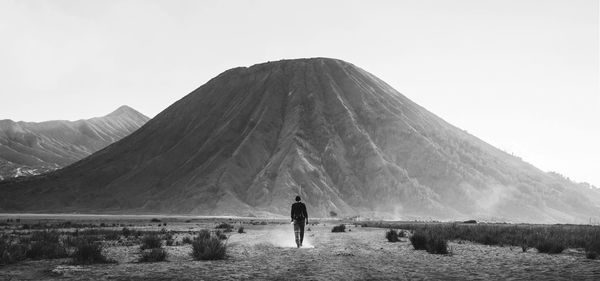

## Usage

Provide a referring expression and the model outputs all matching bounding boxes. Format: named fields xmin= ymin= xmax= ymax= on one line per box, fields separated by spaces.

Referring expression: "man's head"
xmin=295 ymin=196 xmax=301 ymax=202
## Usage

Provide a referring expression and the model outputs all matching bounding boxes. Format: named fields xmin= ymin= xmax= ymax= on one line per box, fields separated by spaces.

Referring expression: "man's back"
xmin=291 ymin=202 xmax=307 ymax=220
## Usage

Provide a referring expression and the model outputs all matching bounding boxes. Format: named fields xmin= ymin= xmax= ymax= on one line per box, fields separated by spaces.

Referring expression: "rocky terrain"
xmin=0 ymin=106 xmax=149 ymax=179
xmin=1 ymin=58 xmax=599 ymax=223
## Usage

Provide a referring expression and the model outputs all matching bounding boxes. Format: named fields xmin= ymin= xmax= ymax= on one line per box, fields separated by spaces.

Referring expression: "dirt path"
xmin=2 ymin=224 xmax=599 ymax=280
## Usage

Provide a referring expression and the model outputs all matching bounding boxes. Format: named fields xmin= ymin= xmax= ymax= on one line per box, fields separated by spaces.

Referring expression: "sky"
xmin=0 ymin=0 xmax=598 ymax=186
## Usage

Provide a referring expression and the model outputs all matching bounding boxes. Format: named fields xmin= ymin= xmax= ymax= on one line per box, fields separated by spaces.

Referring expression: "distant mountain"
xmin=0 ymin=105 xmax=149 ymax=180
xmin=1 ymin=58 xmax=598 ymax=223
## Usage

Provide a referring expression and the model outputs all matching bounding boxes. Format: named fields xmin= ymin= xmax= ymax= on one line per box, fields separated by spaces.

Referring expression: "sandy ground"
xmin=1 ymin=221 xmax=600 ymax=280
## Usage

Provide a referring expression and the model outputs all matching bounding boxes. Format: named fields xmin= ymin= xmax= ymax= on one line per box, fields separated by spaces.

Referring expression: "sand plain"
xmin=0 ymin=216 xmax=599 ymax=280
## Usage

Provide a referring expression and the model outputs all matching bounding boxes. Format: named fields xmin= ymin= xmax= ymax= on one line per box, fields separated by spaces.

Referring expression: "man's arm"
xmin=291 ymin=204 xmax=294 ymax=221
xmin=302 ymin=204 xmax=308 ymax=223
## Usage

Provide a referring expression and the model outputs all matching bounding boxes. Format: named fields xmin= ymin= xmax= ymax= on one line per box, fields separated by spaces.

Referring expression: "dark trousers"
xmin=293 ymin=219 xmax=305 ymax=247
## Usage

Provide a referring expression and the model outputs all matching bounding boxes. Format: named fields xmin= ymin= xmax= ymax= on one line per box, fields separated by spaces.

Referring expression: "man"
xmin=291 ymin=195 xmax=308 ymax=248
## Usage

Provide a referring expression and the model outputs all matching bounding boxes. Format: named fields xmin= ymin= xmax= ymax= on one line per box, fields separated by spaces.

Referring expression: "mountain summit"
xmin=1 ymin=58 xmax=598 ymax=222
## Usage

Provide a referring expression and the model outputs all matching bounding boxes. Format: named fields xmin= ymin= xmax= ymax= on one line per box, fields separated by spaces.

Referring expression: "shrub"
xmin=426 ymin=236 xmax=449 ymax=254
xmin=164 ymin=232 xmax=174 ymax=246
xmin=329 ymin=211 xmax=338 ymax=217
xmin=198 ymin=229 xmax=211 ymax=240
xmin=70 ymin=239 xmax=112 ymax=264
xmin=191 ymin=235 xmax=226 ymax=260
xmin=150 ymin=218 xmax=161 ymax=223
xmin=410 ymin=232 xmax=428 ymax=250
xmin=238 ymin=227 xmax=245 ymax=234
xmin=139 ymin=248 xmax=167 ymax=262
xmin=0 ymin=235 xmax=27 ymax=265
xmin=104 ymin=231 xmax=120 ymax=241
xmin=215 ymin=230 xmax=228 ymax=240
xmin=26 ymin=230 xmax=68 ymax=260
xmin=386 ymin=229 xmax=400 ymax=242
xmin=216 ymin=223 xmax=233 ymax=229
xmin=585 ymin=240 xmax=600 ymax=259
xmin=331 ymin=224 xmax=346 ymax=233
xmin=182 ymin=236 xmax=193 ymax=245
xmin=535 ymin=239 xmax=565 ymax=254
xmin=140 ymin=233 xmax=162 ymax=250
xmin=122 ymin=227 xmax=131 ymax=238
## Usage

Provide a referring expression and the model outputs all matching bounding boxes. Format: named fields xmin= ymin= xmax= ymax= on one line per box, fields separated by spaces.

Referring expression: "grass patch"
xmin=182 ymin=236 xmax=193 ymax=245
xmin=331 ymin=224 xmax=346 ymax=233
xmin=191 ymin=233 xmax=226 ymax=260
xmin=535 ymin=239 xmax=565 ymax=254
xmin=361 ymin=221 xmax=600 ymax=256
xmin=140 ymin=233 xmax=162 ymax=250
xmin=409 ymin=231 xmax=428 ymax=250
xmin=70 ymin=238 xmax=113 ymax=264
xmin=0 ymin=235 xmax=27 ymax=265
xmin=426 ymin=235 xmax=449 ymax=254
xmin=216 ymin=223 xmax=233 ymax=229
xmin=26 ymin=230 xmax=68 ymax=260
xmin=385 ymin=229 xmax=400 ymax=242
xmin=139 ymin=248 xmax=167 ymax=262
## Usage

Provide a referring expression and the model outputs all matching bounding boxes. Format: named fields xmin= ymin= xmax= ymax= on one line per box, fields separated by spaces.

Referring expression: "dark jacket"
xmin=291 ymin=202 xmax=308 ymax=221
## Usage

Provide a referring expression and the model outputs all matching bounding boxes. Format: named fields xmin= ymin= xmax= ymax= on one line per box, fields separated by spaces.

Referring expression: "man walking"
xmin=291 ymin=195 xmax=308 ymax=248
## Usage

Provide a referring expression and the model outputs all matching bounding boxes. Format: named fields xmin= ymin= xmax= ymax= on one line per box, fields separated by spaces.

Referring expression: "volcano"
xmin=1 ymin=58 xmax=598 ymax=223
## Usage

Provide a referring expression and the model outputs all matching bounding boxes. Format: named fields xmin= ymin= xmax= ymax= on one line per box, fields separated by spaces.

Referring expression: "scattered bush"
xmin=426 ymin=236 xmax=449 ymax=254
xmin=238 ymin=227 xmax=245 ymax=234
xmin=215 ymin=230 xmax=228 ymax=240
xmin=104 ymin=231 xmax=120 ymax=241
xmin=122 ymin=227 xmax=131 ymax=238
xmin=360 ymin=221 xmax=600 ymax=257
xmin=0 ymin=235 xmax=27 ymax=265
xmin=182 ymin=236 xmax=193 ymax=245
xmin=535 ymin=239 xmax=565 ymax=254
xmin=329 ymin=211 xmax=338 ymax=217
xmin=139 ymin=248 xmax=167 ymax=262
xmin=140 ymin=233 xmax=162 ymax=250
xmin=386 ymin=229 xmax=400 ymax=242
xmin=331 ymin=224 xmax=346 ymax=233
xmin=70 ymin=239 xmax=113 ymax=264
xmin=26 ymin=230 xmax=68 ymax=260
xmin=191 ymin=234 xmax=227 ymax=260
xmin=410 ymin=232 xmax=428 ymax=250
xmin=585 ymin=240 xmax=600 ymax=260
xmin=216 ymin=223 xmax=233 ymax=229
xmin=197 ymin=229 xmax=211 ymax=240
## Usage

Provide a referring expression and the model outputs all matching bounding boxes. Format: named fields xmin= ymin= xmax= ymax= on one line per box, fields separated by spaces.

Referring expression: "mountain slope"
xmin=1 ymin=58 xmax=598 ymax=223
xmin=0 ymin=106 xmax=149 ymax=179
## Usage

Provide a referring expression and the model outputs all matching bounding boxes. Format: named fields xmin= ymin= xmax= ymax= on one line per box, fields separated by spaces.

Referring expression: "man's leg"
xmin=299 ymin=220 xmax=305 ymax=246
xmin=293 ymin=220 xmax=300 ymax=248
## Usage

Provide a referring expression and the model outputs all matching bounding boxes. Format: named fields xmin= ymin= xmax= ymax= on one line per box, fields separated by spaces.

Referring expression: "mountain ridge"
xmin=0 ymin=105 xmax=149 ymax=179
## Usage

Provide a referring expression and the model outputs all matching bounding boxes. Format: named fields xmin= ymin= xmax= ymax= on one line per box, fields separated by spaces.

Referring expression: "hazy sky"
xmin=1 ymin=0 xmax=598 ymax=186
